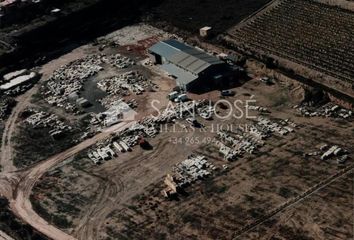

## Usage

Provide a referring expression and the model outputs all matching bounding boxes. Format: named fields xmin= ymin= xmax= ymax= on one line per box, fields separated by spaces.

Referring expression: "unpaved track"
xmin=0 ymin=121 xmax=134 ymax=240
xmin=0 ymin=230 xmax=15 ymax=240
xmin=75 ymin=177 xmax=124 ymax=240
xmin=74 ymin=139 xmax=191 ymax=240
xmin=0 ymin=87 xmax=37 ymax=173
xmin=73 ymin=142 xmax=166 ymax=240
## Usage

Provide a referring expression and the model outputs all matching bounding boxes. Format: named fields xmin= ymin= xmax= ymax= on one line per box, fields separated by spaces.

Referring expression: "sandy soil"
xmin=0 ymin=89 xmax=37 ymax=173
xmin=31 ymin=76 xmax=354 ymax=240
xmin=1 ymin=21 xmax=352 ymax=240
xmin=0 ymin=230 xmax=15 ymax=240
xmin=102 ymin=23 xmax=172 ymax=46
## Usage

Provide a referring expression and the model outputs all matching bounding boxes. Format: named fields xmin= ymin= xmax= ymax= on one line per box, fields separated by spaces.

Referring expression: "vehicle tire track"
xmin=232 ymin=164 xmax=354 ymax=239
xmin=1 ymin=87 xmax=37 ymax=173
xmin=75 ymin=176 xmax=124 ymax=240
xmin=8 ymin=122 xmax=134 ymax=240
xmin=74 ymin=140 xmax=168 ymax=240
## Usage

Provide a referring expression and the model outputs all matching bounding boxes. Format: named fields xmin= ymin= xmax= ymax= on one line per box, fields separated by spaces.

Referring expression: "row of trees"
xmin=229 ymin=0 xmax=354 ymax=84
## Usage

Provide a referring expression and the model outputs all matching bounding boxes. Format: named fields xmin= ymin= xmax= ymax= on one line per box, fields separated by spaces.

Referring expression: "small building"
xmin=0 ymin=0 xmax=18 ymax=16
xmin=200 ymin=26 xmax=212 ymax=38
xmin=0 ymin=72 xmax=38 ymax=92
xmin=3 ymin=69 xmax=27 ymax=82
xmin=0 ymin=0 xmax=17 ymax=9
xmin=50 ymin=8 xmax=61 ymax=14
xmin=148 ymin=39 xmax=233 ymax=92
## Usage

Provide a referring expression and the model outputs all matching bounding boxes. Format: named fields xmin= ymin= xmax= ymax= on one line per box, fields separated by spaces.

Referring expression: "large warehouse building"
xmin=148 ymin=39 xmax=233 ymax=92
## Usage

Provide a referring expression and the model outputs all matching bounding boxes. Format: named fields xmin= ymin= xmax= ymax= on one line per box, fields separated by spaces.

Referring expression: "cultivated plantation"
xmin=226 ymin=0 xmax=354 ymax=97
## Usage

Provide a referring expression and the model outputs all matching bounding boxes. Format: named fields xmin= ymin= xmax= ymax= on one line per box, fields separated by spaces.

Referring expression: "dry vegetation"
xmin=104 ymin=117 xmax=353 ymax=240
xmin=0 ymin=197 xmax=48 ymax=240
xmin=31 ymin=76 xmax=354 ymax=240
xmin=243 ymin=171 xmax=354 ymax=240
xmin=12 ymin=111 xmax=90 ymax=169
xmin=149 ymin=0 xmax=272 ymax=34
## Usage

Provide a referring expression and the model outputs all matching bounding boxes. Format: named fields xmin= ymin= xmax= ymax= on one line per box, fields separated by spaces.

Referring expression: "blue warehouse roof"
xmin=148 ymin=41 xmax=181 ymax=59
xmin=160 ymin=63 xmax=198 ymax=86
xmin=148 ymin=39 xmax=224 ymax=75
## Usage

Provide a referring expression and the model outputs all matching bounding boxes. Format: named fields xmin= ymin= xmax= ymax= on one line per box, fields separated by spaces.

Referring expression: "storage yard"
xmin=29 ymin=52 xmax=354 ymax=239
xmin=0 ymin=1 xmax=353 ymax=240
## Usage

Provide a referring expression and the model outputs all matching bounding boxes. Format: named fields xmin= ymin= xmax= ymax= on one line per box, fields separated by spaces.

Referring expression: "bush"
xmin=52 ymin=214 xmax=72 ymax=229
xmin=278 ymin=187 xmax=294 ymax=198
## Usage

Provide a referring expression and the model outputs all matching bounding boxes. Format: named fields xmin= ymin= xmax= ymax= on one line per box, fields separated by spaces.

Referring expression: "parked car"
xmin=220 ymin=90 xmax=235 ymax=96
xmin=174 ymin=94 xmax=188 ymax=102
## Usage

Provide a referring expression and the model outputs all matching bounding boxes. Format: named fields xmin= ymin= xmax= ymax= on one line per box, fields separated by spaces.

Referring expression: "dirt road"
xmin=73 ymin=140 xmax=167 ymax=240
xmin=0 ymin=44 xmax=139 ymax=240
xmin=0 ymin=121 xmax=134 ymax=240
xmin=0 ymin=230 xmax=15 ymax=240
xmin=74 ymin=177 xmax=124 ymax=240
xmin=72 ymin=133 xmax=202 ymax=240
xmin=0 ymin=87 xmax=37 ymax=173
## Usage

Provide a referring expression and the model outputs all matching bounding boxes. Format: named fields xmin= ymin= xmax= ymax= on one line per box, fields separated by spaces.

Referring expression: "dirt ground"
xmin=102 ymin=24 xmax=172 ymax=46
xmin=243 ymin=171 xmax=353 ymax=240
xmin=149 ymin=0 xmax=272 ymax=34
xmin=2 ymin=2 xmax=352 ymax=239
xmin=31 ymin=73 xmax=354 ymax=240
xmin=10 ymin=24 xmax=175 ymax=170
xmin=14 ymin=22 xmax=353 ymax=240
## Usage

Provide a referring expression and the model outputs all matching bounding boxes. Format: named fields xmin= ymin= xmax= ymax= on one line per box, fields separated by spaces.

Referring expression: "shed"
xmin=148 ymin=39 xmax=231 ymax=92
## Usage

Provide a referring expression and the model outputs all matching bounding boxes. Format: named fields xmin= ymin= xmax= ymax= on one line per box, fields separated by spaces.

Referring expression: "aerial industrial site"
xmin=0 ymin=0 xmax=353 ymax=239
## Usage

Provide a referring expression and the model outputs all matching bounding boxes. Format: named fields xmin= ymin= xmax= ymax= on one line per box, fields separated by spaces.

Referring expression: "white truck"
xmin=168 ymin=91 xmax=179 ymax=101
xmin=174 ymin=94 xmax=188 ymax=102
xmin=113 ymin=141 xmax=124 ymax=152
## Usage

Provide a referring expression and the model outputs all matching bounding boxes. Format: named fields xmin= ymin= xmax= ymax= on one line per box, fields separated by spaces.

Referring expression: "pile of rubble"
xmin=47 ymin=55 xmax=104 ymax=93
xmin=246 ymin=105 xmax=269 ymax=113
xmin=257 ymin=116 xmax=294 ymax=136
xmin=216 ymin=129 xmax=264 ymax=161
xmin=162 ymin=155 xmax=215 ymax=198
xmin=1 ymin=84 xmax=34 ymax=96
xmin=43 ymin=54 xmax=105 ymax=112
xmin=99 ymin=95 xmax=124 ymax=109
xmin=174 ymin=155 xmax=214 ymax=184
xmin=127 ymin=122 xmax=159 ymax=138
xmin=24 ymin=109 xmax=72 ymax=138
xmin=88 ymin=140 xmax=131 ymax=164
xmin=42 ymin=53 xmax=137 ymax=113
xmin=215 ymin=117 xmax=296 ymax=161
xmin=87 ymin=120 xmax=159 ymax=165
xmin=88 ymin=115 xmax=161 ymax=165
xmin=295 ymin=102 xmax=352 ymax=119
xmin=87 ymin=100 xmax=211 ymax=165
xmin=105 ymin=54 xmax=135 ymax=69
xmin=305 ymin=144 xmax=350 ymax=165
xmin=97 ymin=71 xmax=154 ymax=96
xmin=92 ymin=99 xmax=137 ymax=127
xmin=99 ymin=96 xmax=138 ymax=111
xmin=147 ymin=100 xmax=211 ymax=124
xmin=198 ymin=103 xmax=214 ymax=120
xmin=216 ymin=141 xmax=240 ymax=161
xmin=320 ymin=144 xmax=349 ymax=164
